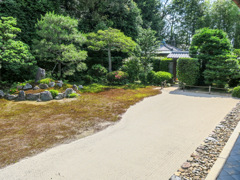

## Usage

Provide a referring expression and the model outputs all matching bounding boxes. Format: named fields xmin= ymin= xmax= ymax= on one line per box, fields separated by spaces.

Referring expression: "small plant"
xmin=147 ymin=71 xmax=173 ymax=85
xmin=68 ymin=93 xmax=78 ymax=98
xmin=232 ymin=86 xmax=240 ymax=98
xmin=107 ymin=71 xmax=129 ymax=85
xmin=49 ymin=89 xmax=59 ymax=99
xmin=39 ymin=78 xmax=52 ymax=84
xmin=80 ymin=83 xmax=107 ymax=93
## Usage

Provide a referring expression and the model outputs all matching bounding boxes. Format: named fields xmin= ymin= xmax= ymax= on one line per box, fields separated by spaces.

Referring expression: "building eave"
xmin=233 ymin=0 xmax=240 ymax=8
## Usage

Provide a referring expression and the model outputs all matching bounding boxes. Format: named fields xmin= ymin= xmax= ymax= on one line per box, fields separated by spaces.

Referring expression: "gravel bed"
xmin=170 ymin=102 xmax=240 ymax=180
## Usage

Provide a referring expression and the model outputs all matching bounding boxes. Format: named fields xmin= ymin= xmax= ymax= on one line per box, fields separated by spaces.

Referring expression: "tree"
xmin=137 ymin=28 xmax=160 ymax=75
xmin=190 ymin=28 xmax=234 ymax=86
xmin=87 ymin=28 xmax=136 ymax=72
xmin=33 ymin=12 xmax=87 ymax=78
xmin=0 ymin=17 xmax=35 ymax=82
xmin=204 ymin=54 xmax=239 ymax=87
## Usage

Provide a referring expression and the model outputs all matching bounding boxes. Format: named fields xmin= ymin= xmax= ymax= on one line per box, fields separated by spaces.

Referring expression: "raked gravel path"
xmin=0 ymin=87 xmax=239 ymax=180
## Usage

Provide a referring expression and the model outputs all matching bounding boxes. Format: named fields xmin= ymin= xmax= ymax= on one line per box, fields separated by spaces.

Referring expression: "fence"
xmin=181 ymin=84 xmax=230 ymax=94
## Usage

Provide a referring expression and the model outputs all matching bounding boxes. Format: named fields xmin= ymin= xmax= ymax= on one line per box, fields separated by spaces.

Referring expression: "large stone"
xmin=0 ymin=90 xmax=4 ymax=98
xmin=181 ymin=162 xmax=191 ymax=169
xmin=17 ymin=90 xmax=25 ymax=101
xmin=64 ymin=88 xmax=76 ymax=98
xmin=6 ymin=94 xmax=18 ymax=100
xmin=72 ymin=84 xmax=78 ymax=91
xmin=33 ymin=86 xmax=40 ymax=90
xmin=40 ymin=91 xmax=53 ymax=101
xmin=56 ymin=82 xmax=63 ymax=88
xmin=55 ymin=93 xmax=64 ymax=100
xmin=35 ymin=67 xmax=45 ymax=83
xmin=49 ymin=82 xmax=55 ymax=88
xmin=78 ymin=85 xmax=83 ymax=89
xmin=23 ymin=83 xmax=32 ymax=90
xmin=169 ymin=175 xmax=181 ymax=180
xmin=39 ymin=83 xmax=49 ymax=89
xmin=26 ymin=93 xmax=40 ymax=101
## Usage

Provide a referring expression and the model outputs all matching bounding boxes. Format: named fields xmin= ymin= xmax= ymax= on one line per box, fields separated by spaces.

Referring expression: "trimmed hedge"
xmin=151 ymin=57 xmax=172 ymax=72
xmin=232 ymin=86 xmax=240 ymax=98
xmin=147 ymin=71 xmax=173 ymax=85
xmin=177 ymin=58 xmax=199 ymax=85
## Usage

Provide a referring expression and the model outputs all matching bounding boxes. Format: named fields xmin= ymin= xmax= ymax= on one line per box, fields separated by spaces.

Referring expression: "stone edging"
xmin=170 ymin=102 xmax=240 ymax=180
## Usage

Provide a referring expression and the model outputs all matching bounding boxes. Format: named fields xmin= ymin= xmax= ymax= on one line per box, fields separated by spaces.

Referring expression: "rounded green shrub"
xmin=232 ymin=86 xmax=240 ymax=98
xmin=49 ymin=89 xmax=59 ymax=99
xmin=147 ymin=71 xmax=172 ymax=85
xmin=88 ymin=64 xmax=107 ymax=77
xmin=68 ymin=93 xmax=78 ymax=98
xmin=39 ymin=78 xmax=53 ymax=84
xmin=107 ymin=71 xmax=129 ymax=85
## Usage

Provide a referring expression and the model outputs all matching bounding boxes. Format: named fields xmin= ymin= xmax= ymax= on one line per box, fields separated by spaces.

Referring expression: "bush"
xmin=49 ymin=89 xmax=59 ymax=99
xmin=107 ymin=71 xmax=129 ymax=85
xmin=232 ymin=86 xmax=240 ymax=98
xmin=80 ymin=83 xmax=107 ymax=93
xmin=68 ymin=93 xmax=78 ymax=98
xmin=177 ymin=58 xmax=199 ymax=85
xmin=147 ymin=71 xmax=173 ymax=85
xmin=121 ymin=57 xmax=142 ymax=83
xmin=39 ymin=78 xmax=53 ymax=84
xmin=88 ymin=64 xmax=107 ymax=77
xmin=151 ymin=57 xmax=172 ymax=72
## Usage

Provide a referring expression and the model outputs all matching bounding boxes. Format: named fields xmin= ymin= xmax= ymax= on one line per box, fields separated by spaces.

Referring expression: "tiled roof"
xmin=156 ymin=44 xmax=182 ymax=52
xmin=167 ymin=51 xmax=190 ymax=58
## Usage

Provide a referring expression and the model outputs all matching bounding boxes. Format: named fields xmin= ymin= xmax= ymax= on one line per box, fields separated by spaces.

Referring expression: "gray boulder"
xmin=40 ymin=91 xmax=53 ymax=101
xmin=0 ymin=90 xmax=4 ymax=98
xmin=56 ymin=83 xmax=63 ymax=88
xmin=6 ymin=94 xmax=18 ymax=100
xmin=39 ymin=83 xmax=49 ymax=89
xmin=49 ymin=82 xmax=55 ymax=88
xmin=55 ymin=93 xmax=64 ymax=100
xmin=57 ymin=80 xmax=63 ymax=83
xmin=64 ymin=88 xmax=76 ymax=98
xmin=23 ymin=83 xmax=32 ymax=90
xmin=33 ymin=86 xmax=40 ymax=90
xmin=17 ymin=90 xmax=25 ymax=101
xmin=35 ymin=67 xmax=45 ymax=83
xmin=37 ymin=98 xmax=42 ymax=102
xmin=78 ymin=85 xmax=83 ymax=89
xmin=169 ymin=175 xmax=182 ymax=180
xmin=72 ymin=84 xmax=78 ymax=91
xmin=26 ymin=93 xmax=40 ymax=101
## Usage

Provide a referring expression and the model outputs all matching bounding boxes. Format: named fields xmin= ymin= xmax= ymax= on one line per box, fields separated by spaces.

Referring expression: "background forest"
xmin=0 ymin=0 xmax=240 ymax=88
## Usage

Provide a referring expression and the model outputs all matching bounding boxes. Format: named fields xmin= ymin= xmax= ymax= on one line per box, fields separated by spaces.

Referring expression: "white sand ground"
xmin=0 ymin=87 xmax=239 ymax=180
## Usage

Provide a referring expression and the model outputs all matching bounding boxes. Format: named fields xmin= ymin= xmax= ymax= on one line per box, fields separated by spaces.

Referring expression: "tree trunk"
xmin=108 ymin=47 xmax=112 ymax=72
xmin=58 ymin=62 xmax=62 ymax=79
xmin=0 ymin=62 xmax=2 ymax=82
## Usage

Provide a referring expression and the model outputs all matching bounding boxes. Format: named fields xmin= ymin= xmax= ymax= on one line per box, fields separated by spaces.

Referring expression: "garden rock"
xmin=35 ymin=67 xmax=45 ymax=83
xmin=64 ymin=88 xmax=76 ymax=98
xmin=49 ymin=82 xmax=55 ymax=88
xmin=37 ymin=98 xmax=41 ymax=102
xmin=39 ymin=83 xmax=49 ymax=89
xmin=78 ymin=85 xmax=83 ymax=89
xmin=6 ymin=94 xmax=18 ymax=100
xmin=55 ymin=93 xmax=64 ymax=100
xmin=26 ymin=93 xmax=40 ymax=101
xmin=33 ymin=86 xmax=40 ymax=90
xmin=0 ymin=90 xmax=4 ymax=98
xmin=72 ymin=84 xmax=78 ymax=91
xmin=17 ymin=90 xmax=25 ymax=101
xmin=56 ymin=82 xmax=63 ymax=88
xmin=40 ymin=91 xmax=53 ymax=101
xmin=23 ymin=83 xmax=32 ymax=90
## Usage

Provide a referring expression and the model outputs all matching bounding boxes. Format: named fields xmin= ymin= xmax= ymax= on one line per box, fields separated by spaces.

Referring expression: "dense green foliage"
xmin=121 ymin=57 xmax=142 ymax=83
xmin=204 ymin=55 xmax=239 ymax=87
xmin=68 ymin=93 xmax=78 ymax=98
xmin=107 ymin=71 xmax=129 ymax=85
xmin=33 ymin=12 xmax=87 ymax=78
xmin=190 ymin=28 xmax=233 ymax=85
xmin=0 ymin=17 xmax=36 ymax=82
xmin=49 ymin=89 xmax=59 ymax=99
xmin=147 ymin=71 xmax=172 ymax=85
xmin=87 ymin=28 xmax=136 ymax=72
xmin=232 ymin=86 xmax=240 ymax=98
xmin=151 ymin=57 xmax=172 ymax=72
xmin=177 ymin=58 xmax=199 ymax=85
xmin=39 ymin=78 xmax=52 ymax=84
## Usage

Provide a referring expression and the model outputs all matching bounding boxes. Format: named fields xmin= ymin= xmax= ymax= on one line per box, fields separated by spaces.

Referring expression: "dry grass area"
xmin=0 ymin=87 xmax=160 ymax=168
